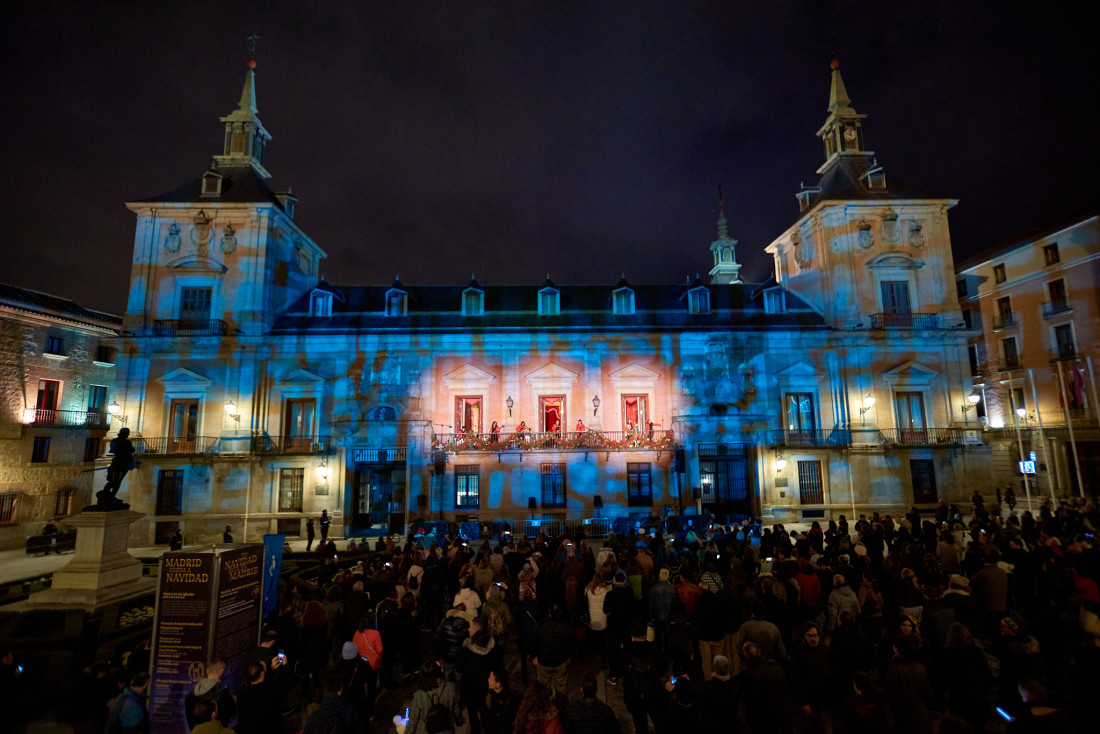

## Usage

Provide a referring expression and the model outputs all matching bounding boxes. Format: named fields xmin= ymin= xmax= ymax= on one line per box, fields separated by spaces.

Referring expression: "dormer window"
xmin=385 ymin=289 xmax=407 ymax=316
xmin=201 ymin=170 xmax=223 ymax=197
xmin=764 ymin=289 xmax=786 ymax=314
xmin=462 ymin=287 xmax=484 ymax=316
xmin=688 ymin=288 xmax=710 ymax=315
xmin=613 ymin=287 xmax=635 ymax=315
xmin=538 ymin=287 xmax=560 ymax=316
xmin=310 ymin=292 xmax=332 ymax=317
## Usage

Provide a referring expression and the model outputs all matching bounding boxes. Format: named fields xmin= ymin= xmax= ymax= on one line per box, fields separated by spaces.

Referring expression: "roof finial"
xmin=716 ymin=183 xmax=730 ymax=239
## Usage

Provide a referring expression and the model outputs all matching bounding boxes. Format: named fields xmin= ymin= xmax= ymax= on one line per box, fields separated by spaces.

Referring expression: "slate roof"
xmin=135 ymin=165 xmax=286 ymax=209
xmin=0 ymin=283 xmax=121 ymax=329
xmin=272 ymin=282 xmax=827 ymax=334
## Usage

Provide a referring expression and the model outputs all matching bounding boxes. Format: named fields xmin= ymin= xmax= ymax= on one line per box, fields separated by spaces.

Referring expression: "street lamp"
xmin=962 ymin=391 xmax=982 ymax=417
xmin=775 ymin=454 xmax=787 ymax=473
xmin=506 ymin=395 xmax=514 ymax=417
xmin=592 ymin=395 xmax=601 ymax=416
xmin=107 ymin=401 xmax=126 ymax=424
xmin=858 ymin=394 xmax=875 ymax=426
xmin=225 ymin=400 xmax=240 ymax=423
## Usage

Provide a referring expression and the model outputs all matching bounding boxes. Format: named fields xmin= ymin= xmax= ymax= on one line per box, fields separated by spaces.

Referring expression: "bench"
xmin=25 ymin=530 xmax=77 ymax=556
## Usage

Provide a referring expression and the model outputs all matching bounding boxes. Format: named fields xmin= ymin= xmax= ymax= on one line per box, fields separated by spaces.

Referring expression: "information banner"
xmin=212 ymin=546 xmax=263 ymax=695
xmin=149 ymin=552 xmax=215 ymax=734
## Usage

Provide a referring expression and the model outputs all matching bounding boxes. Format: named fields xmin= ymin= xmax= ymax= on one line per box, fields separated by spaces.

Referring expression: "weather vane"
xmin=247 ymin=33 xmax=260 ymax=55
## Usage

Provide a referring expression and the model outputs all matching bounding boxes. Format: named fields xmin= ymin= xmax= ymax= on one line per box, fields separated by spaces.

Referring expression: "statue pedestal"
xmin=25 ymin=509 xmax=154 ymax=610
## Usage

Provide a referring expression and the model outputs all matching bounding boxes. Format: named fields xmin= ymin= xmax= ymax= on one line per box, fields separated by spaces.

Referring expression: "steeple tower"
xmin=814 ymin=60 xmax=873 ymax=175
xmin=213 ymin=59 xmax=272 ymax=178
xmin=708 ymin=187 xmax=743 ymax=284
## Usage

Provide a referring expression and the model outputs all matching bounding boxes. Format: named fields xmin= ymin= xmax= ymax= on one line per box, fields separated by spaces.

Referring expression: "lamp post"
xmin=107 ymin=401 xmax=125 ymax=424
xmin=506 ymin=395 xmax=513 ymax=417
xmin=592 ymin=395 xmax=600 ymax=416
xmin=858 ymin=394 xmax=875 ymax=426
xmin=224 ymin=401 xmax=240 ymax=423
xmin=961 ymin=391 xmax=981 ymax=423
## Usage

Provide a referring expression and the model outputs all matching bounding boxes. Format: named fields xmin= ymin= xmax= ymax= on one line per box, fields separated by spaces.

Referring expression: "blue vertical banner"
xmin=261 ymin=534 xmax=285 ymax=616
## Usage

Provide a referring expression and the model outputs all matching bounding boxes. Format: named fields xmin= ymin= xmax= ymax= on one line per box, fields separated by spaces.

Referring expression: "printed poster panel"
xmin=150 ymin=552 xmax=215 ymax=734
xmin=211 ymin=545 xmax=263 ymax=696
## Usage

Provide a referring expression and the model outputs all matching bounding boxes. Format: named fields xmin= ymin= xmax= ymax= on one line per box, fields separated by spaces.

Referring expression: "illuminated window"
xmin=54 ymin=488 xmax=74 ymax=518
xmin=1043 ymin=242 xmax=1059 ymax=266
xmin=538 ymin=287 xmax=560 ymax=316
xmin=627 ymin=463 xmax=652 ymax=506
xmin=797 ymin=461 xmax=824 ymax=504
xmin=993 ymin=264 xmax=1006 ymax=284
xmin=278 ymin=468 xmax=304 ymax=512
xmin=540 ymin=463 xmax=566 ymax=507
xmin=285 ymin=399 xmax=317 ymax=450
xmin=168 ymin=399 xmax=200 ymax=453
xmin=783 ymin=393 xmax=816 ymax=432
xmin=455 ymin=465 xmax=480 ymax=509
xmin=462 ymin=288 xmax=484 ymax=316
xmin=455 ymin=396 xmax=483 ymax=434
xmin=310 ymin=292 xmax=332 ymax=317
xmin=622 ymin=395 xmax=649 ymax=432
xmin=31 ymin=436 xmax=51 ymax=463
xmin=613 ymin=288 xmax=635 ymax=315
xmin=0 ymin=493 xmax=18 ymax=525
xmin=688 ymin=288 xmax=710 ymax=314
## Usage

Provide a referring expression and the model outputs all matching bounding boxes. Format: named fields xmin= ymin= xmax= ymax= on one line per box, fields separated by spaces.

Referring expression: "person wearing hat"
xmin=603 ymin=568 xmax=634 ymax=685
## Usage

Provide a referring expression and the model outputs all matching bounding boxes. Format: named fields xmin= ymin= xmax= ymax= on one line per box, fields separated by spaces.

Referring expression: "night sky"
xmin=4 ymin=2 xmax=1098 ymax=315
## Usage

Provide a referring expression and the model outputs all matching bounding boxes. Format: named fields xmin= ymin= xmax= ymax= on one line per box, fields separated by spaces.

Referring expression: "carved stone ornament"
xmin=680 ymin=366 xmax=697 ymax=398
xmin=907 ymin=220 xmax=925 ymax=248
xmin=792 ymin=231 xmax=810 ymax=269
xmin=880 ymin=208 xmax=900 ymax=244
xmin=220 ymin=223 xmax=237 ymax=254
xmin=192 ymin=210 xmax=212 ymax=258
xmin=164 ymin=222 xmax=182 ymax=253
xmin=856 ymin=222 xmax=874 ymax=250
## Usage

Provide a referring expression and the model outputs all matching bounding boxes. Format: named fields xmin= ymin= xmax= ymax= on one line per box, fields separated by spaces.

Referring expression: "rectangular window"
xmin=797 ymin=460 xmax=825 ymax=504
xmin=168 ymin=399 xmax=200 ymax=453
xmin=622 ymin=394 xmax=649 ymax=433
xmin=276 ymin=518 xmax=301 ymax=537
xmin=993 ymin=264 xmax=1006 ymax=284
xmin=1043 ymin=242 xmax=1060 ymax=266
xmin=1048 ymin=279 xmax=1068 ymax=308
xmin=783 ymin=393 xmax=816 ymax=432
xmin=278 ymin=468 xmax=304 ymax=512
xmin=1002 ymin=337 xmax=1019 ymax=368
xmin=310 ymin=292 xmax=332 ymax=317
xmin=880 ymin=281 xmax=911 ymax=314
xmin=1012 ymin=387 xmax=1027 ymax=414
xmin=154 ymin=521 xmax=180 ymax=546
xmin=540 ymin=462 xmax=566 ymax=507
xmin=45 ymin=336 xmax=64 ymax=355
xmin=961 ymin=308 xmax=973 ymax=329
xmin=455 ymin=465 xmax=480 ymax=509
xmin=284 ymin=398 xmax=317 ymax=449
xmin=455 ymin=396 xmax=483 ymax=434
xmin=96 ymin=344 xmax=114 ymax=363
xmin=386 ymin=292 xmax=406 ymax=316
xmin=688 ymin=289 xmax=710 ymax=314
xmin=764 ymin=290 xmax=786 ymax=314
xmin=37 ymin=379 xmax=60 ymax=411
xmin=539 ymin=290 xmax=560 ymax=315
xmin=463 ymin=290 xmax=484 ymax=316
xmin=956 ymin=279 xmax=968 ymax=299
xmin=89 ymin=385 xmax=107 ymax=412
xmin=31 ymin=436 xmax=50 ymax=463
xmin=180 ymin=287 xmax=213 ymax=324
xmin=539 ymin=395 xmax=565 ymax=434
xmin=0 ymin=493 xmax=18 ymax=525
xmin=894 ymin=392 xmax=927 ymax=443
xmin=627 ymin=463 xmax=653 ymax=507
xmin=156 ymin=469 xmax=184 ymax=516
xmin=968 ymin=344 xmax=982 ymax=377
xmin=84 ymin=437 xmax=100 ymax=462
xmin=54 ymin=488 xmax=74 ymax=518
xmin=995 ymin=296 xmax=1013 ymax=327
xmin=613 ymin=290 xmax=635 ymax=315
xmin=910 ymin=460 xmax=938 ymax=503
xmin=1054 ymin=324 xmax=1076 ymax=359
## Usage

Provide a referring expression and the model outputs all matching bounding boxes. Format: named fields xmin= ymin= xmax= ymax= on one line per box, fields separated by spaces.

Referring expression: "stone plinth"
xmin=25 ymin=509 xmax=155 ymax=610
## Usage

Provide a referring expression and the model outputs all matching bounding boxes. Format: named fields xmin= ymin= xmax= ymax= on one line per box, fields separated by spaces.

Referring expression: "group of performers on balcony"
xmin=452 ymin=417 xmax=662 ymax=443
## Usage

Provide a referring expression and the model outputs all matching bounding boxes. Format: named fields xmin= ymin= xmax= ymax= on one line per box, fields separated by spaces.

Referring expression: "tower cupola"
xmin=213 ymin=59 xmax=272 ymax=178
xmin=815 ymin=59 xmax=874 ymax=175
xmin=708 ymin=189 xmax=743 ymax=284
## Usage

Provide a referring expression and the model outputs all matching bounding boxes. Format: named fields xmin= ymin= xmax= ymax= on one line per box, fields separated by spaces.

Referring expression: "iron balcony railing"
xmin=433 ymin=429 xmax=675 ymax=452
xmin=769 ymin=429 xmax=852 ymax=447
xmin=998 ymin=357 xmax=1021 ymax=372
xmin=152 ymin=319 xmax=228 ymax=337
xmin=991 ymin=313 xmax=1017 ymax=331
xmin=879 ymin=428 xmax=965 ymax=447
xmin=132 ymin=436 xmax=219 ymax=455
xmin=1050 ymin=346 xmax=1079 ymax=362
xmin=1042 ymin=301 xmax=1072 ymax=319
xmin=870 ymin=312 xmax=940 ymax=330
xmin=520 ymin=517 xmax=614 ymax=539
xmin=30 ymin=409 xmax=110 ymax=428
xmin=251 ymin=435 xmax=334 ymax=454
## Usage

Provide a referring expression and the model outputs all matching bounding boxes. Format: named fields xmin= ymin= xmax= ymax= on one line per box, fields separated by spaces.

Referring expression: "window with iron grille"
xmin=0 ymin=493 xmax=18 ymax=525
xmin=541 ymin=463 xmax=566 ymax=507
xmin=277 ymin=518 xmax=302 ymax=537
xmin=910 ymin=460 xmax=938 ymax=503
xmin=455 ymin=465 xmax=480 ymax=509
xmin=54 ymin=488 xmax=74 ymax=518
xmin=155 ymin=521 xmax=179 ymax=545
xmin=156 ymin=470 xmax=184 ymax=516
xmin=279 ymin=468 xmax=305 ymax=512
xmin=84 ymin=437 xmax=100 ymax=462
xmin=31 ymin=436 xmax=50 ymax=463
xmin=797 ymin=460 xmax=824 ymax=504
xmin=627 ymin=463 xmax=652 ymax=506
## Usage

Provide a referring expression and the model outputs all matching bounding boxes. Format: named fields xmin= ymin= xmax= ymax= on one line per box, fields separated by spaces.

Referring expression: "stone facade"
xmin=0 ymin=285 xmax=120 ymax=550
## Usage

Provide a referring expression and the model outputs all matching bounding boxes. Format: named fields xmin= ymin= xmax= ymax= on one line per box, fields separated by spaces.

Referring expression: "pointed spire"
xmin=716 ymin=183 xmax=729 ymax=239
xmin=237 ymin=60 xmax=258 ymax=115
xmin=708 ymin=184 xmax=742 ymax=285
xmin=214 ymin=59 xmax=272 ymax=178
xmin=827 ymin=59 xmax=853 ymax=114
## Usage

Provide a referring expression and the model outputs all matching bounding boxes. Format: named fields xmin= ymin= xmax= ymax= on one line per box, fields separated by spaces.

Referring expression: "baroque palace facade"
xmin=59 ymin=62 xmax=996 ymax=546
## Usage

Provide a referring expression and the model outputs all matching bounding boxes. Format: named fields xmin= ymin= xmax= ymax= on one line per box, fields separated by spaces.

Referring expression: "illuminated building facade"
xmin=106 ymin=61 xmax=994 ymax=545
xmin=0 ymin=284 xmax=120 ymax=548
xmin=956 ymin=212 xmax=1100 ymax=499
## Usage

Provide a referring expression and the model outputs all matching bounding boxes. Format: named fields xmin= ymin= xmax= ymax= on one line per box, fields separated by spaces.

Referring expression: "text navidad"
xmin=223 ymin=553 xmax=259 ymax=581
xmin=163 ymin=557 xmax=210 ymax=583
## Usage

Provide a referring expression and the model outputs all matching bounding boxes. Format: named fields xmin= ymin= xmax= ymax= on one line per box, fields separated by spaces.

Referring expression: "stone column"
xmin=26 ymin=509 xmax=153 ymax=610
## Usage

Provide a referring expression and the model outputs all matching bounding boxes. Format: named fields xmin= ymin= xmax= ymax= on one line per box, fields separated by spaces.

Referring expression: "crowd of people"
xmin=22 ymin=492 xmax=1100 ymax=734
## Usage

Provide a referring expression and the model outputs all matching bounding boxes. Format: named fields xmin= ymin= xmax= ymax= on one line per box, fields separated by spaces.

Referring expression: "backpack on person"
xmin=408 ymin=571 xmax=421 ymax=590
xmin=484 ymin=603 xmax=506 ymax=637
xmin=425 ymin=690 xmax=455 ymax=734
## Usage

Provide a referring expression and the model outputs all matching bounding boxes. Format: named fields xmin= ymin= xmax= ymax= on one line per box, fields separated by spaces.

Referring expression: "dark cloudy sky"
xmin=4 ymin=2 xmax=1097 ymax=314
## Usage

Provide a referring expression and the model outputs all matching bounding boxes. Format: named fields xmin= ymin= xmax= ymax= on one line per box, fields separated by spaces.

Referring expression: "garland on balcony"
xmin=431 ymin=429 xmax=675 ymax=452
